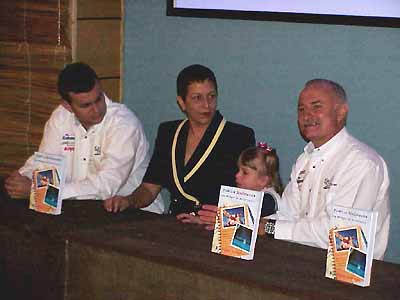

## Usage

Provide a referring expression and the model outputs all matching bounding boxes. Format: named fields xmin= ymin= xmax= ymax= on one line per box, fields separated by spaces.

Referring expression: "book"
xmin=325 ymin=205 xmax=378 ymax=287
xmin=29 ymin=152 xmax=65 ymax=215
xmin=211 ymin=185 xmax=264 ymax=260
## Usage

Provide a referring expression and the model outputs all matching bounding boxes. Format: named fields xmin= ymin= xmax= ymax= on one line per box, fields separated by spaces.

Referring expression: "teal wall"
xmin=123 ymin=1 xmax=400 ymax=263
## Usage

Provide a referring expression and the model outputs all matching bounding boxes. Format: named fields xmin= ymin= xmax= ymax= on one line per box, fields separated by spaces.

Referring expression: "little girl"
xmin=235 ymin=142 xmax=283 ymax=217
xmin=198 ymin=142 xmax=283 ymax=229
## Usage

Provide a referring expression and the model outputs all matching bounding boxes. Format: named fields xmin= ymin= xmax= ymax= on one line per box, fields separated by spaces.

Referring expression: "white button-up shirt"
xmin=20 ymin=95 xmax=164 ymax=214
xmin=275 ymin=128 xmax=390 ymax=259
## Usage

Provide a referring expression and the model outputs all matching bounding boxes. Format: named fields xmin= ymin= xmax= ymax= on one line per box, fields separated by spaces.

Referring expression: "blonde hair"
xmin=238 ymin=145 xmax=284 ymax=195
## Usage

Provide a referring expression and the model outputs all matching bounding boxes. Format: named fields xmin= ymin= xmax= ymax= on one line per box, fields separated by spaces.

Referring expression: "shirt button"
xmin=83 ymin=158 xmax=87 ymax=161
xmin=84 ymin=136 xmax=87 ymax=139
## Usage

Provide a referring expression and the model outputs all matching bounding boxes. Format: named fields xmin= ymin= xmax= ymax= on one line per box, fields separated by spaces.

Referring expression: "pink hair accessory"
xmin=257 ymin=142 xmax=273 ymax=154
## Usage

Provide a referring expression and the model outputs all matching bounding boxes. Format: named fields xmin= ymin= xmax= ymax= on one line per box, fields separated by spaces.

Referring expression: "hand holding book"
xmin=211 ymin=185 xmax=264 ymax=260
xmin=29 ymin=152 xmax=65 ymax=215
xmin=198 ymin=204 xmax=218 ymax=230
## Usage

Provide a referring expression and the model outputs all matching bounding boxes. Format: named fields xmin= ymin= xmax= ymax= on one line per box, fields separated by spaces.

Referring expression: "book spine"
xmin=213 ymin=210 xmax=222 ymax=254
xmin=326 ymin=229 xmax=336 ymax=279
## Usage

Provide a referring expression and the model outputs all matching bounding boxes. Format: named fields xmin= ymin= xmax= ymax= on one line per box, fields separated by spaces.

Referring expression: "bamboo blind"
xmin=0 ymin=0 xmax=71 ymax=176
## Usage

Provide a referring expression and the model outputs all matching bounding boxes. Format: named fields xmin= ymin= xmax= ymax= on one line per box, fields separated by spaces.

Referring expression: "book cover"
xmin=29 ymin=152 xmax=65 ymax=215
xmin=211 ymin=185 xmax=263 ymax=260
xmin=325 ymin=205 xmax=378 ymax=287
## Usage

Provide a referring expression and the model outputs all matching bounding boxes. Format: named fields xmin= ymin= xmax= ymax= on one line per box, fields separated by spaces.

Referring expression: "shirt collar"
xmin=304 ymin=127 xmax=348 ymax=157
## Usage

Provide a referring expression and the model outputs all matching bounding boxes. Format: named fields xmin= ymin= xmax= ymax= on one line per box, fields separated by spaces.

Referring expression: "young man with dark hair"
xmin=5 ymin=62 xmax=164 ymax=213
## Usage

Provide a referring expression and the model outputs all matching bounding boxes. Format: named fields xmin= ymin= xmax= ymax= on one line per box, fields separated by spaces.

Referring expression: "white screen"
xmin=174 ymin=0 xmax=400 ymax=19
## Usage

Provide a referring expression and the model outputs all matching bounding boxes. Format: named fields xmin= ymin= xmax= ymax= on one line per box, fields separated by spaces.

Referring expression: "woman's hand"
xmin=176 ymin=204 xmax=218 ymax=230
xmin=176 ymin=213 xmax=204 ymax=224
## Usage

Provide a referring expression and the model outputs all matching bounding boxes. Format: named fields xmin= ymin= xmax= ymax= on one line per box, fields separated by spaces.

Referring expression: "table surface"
xmin=69 ymin=214 xmax=400 ymax=300
xmin=1 ymin=180 xmax=399 ymax=300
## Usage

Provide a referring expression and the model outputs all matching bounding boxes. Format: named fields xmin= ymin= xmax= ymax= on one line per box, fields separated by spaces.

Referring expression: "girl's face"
xmin=235 ymin=158 xmax=269 ymax=191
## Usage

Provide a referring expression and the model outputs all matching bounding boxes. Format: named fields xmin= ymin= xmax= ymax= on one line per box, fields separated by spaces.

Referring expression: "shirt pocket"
xmin=88 ymin=145 xmax=103 ymax=173
xmin=325 ymin=184 xmax=339 ymax=215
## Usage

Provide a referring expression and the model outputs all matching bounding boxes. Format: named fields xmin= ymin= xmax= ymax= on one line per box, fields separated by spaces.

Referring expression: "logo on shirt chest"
xmin=93 ymin=145 xmax=101 ymax=156
xmin=62 ymin=133 xmax=75 ymax=152
xmin=297 ymin=169 xmax=307 ymax=190
xmin=323 ymin=178 xmax=337 ymax=190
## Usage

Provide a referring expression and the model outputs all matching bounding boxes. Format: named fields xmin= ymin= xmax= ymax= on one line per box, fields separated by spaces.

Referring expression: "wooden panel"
xmin=100 ymin=78 xmax=120 ymax=102
xmin=77 ymin=0 xmax=121 ymax=18
xmin=0 ymin=0 xmax=70 ymax=46
xmin=75 ymin=20 xmax=121 ymax=77
xmin=67 ymin=241 xmax=294 ymax=300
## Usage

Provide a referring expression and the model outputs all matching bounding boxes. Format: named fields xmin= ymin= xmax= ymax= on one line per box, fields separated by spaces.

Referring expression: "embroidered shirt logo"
xmin=297 ymin=170 xmax=306 ymax=184
xmin=94 ymin=145 xmax=101 ymax=156
xmin=62 ymin=133 xmax=75 ymax=152
xmin=323 ymin=178 xmax=337 ymax=190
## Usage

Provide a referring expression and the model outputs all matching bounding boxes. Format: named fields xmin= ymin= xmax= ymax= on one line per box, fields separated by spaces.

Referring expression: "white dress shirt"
xmin=20 ymin=95 xmax=164 ymax=214
xmin=275 ymin=127 xmax=390 ymax=259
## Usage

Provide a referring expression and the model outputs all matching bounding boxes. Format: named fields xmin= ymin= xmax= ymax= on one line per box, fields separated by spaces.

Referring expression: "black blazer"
xmin=144 ymin=111 xmax=255 ymax=215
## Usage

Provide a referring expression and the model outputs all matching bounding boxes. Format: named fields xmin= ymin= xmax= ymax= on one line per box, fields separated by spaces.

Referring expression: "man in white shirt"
xmin=5 ymin=62 xmax=164 ymax=214
xmin=261 ymin=79 xmax=390 ymax=260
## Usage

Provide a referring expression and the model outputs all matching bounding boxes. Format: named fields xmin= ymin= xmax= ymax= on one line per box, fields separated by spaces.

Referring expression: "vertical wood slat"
xmin=73 ymin=0 xmax=123 ymax=101
xmin=100 ymin=78 xmax=120 ymax=102
xmin=76 ymin=21 xmax=121 ymax=78
xmin=76 ymin=0 xmax=121 ymax=18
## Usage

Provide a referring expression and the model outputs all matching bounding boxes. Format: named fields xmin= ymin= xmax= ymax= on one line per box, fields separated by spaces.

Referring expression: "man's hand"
xmin=103 ymin=196 xmax=130 ymax=213
xmin=198 ymin=204 xmax=218 ymax=230
xmin=4 ymin=171 xmax=31 ymax=199
xmin=103 ymin=182 xmax=161 ymax=213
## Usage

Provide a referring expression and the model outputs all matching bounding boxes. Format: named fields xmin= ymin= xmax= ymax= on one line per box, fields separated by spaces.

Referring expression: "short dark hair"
xmin=176 ymin=64 xmax=218 ymax=100
xmin=57 ymin=62 xmax=98 ymax=103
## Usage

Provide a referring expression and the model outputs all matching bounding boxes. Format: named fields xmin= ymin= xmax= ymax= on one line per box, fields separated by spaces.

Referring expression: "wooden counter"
xmin=66 ymin=214 xmax=400 ymax=300
xmin=1 ymin=180 xmax=399 ymax=300
xmin=0 ymin=181 xmax=153 ymax=300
